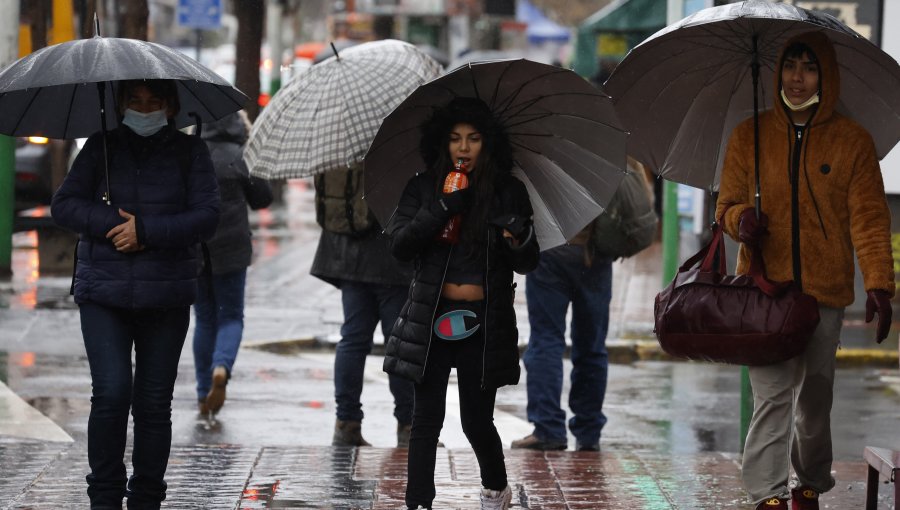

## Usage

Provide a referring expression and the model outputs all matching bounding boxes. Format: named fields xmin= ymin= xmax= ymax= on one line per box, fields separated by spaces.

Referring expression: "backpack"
xmin=314 ymin=164 xmax=376 ymax=236
xmin=589 ymin=160 xmax=658 ymax=259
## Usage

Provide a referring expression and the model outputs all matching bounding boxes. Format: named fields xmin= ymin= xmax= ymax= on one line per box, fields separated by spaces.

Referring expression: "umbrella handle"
xmin=189 ymin=112 xmax=202 ymax=138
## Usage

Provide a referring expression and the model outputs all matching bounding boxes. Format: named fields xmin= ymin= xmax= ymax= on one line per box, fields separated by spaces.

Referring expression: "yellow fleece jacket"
xmin=716 ymin=31 xmax=894 ymax=308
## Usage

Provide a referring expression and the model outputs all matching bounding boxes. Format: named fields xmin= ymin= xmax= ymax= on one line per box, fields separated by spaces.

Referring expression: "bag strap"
xmin=676 ymin=203 xmax=788 ymax=297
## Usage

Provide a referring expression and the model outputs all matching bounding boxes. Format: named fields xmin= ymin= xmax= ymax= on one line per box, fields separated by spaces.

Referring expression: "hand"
xmin=738 ymin=208 xmax=768 ymax=246
xmin=489 ymin=214 xmax=530 ymax=239
xmin=865 ymin=289 xmax=892 ymax=343
xmin=106 ymin=209 xmax=144 ymax=253
xmin=430 ymin=188 xmax=473 ymax=218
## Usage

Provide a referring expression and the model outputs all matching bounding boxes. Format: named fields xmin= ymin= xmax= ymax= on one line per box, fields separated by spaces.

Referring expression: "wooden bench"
xmin=864 ymin=446 xmax=900 ymax=509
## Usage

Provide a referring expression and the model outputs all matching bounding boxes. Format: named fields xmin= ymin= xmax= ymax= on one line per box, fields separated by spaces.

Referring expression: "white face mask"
xmin=122 ymin=108 xmax=169 ymax=137
xmin=780 ymin=88 xmax=820 ymax=112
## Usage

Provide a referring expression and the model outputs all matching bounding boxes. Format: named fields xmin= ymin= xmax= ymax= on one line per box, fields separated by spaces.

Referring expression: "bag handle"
xmin=679 ymin=203 xmax=789 ymax=297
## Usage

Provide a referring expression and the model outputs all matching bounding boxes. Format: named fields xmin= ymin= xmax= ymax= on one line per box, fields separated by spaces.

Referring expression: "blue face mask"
xmin=122 ymin=108 xmax=169 ymax=137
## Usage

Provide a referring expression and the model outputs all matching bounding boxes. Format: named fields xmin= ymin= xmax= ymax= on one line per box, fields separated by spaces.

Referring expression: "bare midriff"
xmin=441 ymin=283 xmax=485 ymax=301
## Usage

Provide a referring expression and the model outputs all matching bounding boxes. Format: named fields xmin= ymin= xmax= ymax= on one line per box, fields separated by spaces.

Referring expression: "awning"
xmin=572 ymin=0 xmax=666 ymax=79
xmin=517 ymin=0 xmax=571 ymax=44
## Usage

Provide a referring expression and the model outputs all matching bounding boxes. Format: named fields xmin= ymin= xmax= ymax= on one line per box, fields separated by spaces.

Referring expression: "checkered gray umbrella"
xmin=244 ymin=39 xmax=443 ymax=179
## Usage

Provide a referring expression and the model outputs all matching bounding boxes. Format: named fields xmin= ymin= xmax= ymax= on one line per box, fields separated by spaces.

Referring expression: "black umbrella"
xmin=0 ymin=19 xmax=247 ymax=204
xmin=604 ymin=0 xmax=900 ymax=193
xmin=364 ymin=59 xmax=628 ymax=250
xmin=0 ymin=30 xmax=247 ymax=139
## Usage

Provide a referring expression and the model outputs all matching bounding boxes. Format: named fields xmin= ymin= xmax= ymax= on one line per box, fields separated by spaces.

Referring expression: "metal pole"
xmin=267 ymin=0 xmax=283 ymax=97
xmin=661 ymin=180 xmax=679 ymax=283
xmin=0 ymin=0 xmax=20 ymax=277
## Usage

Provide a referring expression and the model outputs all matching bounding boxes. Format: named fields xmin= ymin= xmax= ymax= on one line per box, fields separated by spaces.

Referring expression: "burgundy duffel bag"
xmin=654 ymin=221 xmax=820 ymax=366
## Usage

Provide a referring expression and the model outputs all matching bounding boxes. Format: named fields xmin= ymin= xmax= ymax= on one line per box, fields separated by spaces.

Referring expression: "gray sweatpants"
xmin=741 ymin=306 xmax=844 ymax=504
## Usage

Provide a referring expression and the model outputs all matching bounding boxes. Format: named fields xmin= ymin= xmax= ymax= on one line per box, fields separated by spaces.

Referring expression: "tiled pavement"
xmin=3 ymin=442 xmax=894 ymax=509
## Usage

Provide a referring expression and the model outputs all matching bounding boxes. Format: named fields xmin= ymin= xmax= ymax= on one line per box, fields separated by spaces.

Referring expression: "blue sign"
xmin=177 ymin=0 xmax=221 ymax=30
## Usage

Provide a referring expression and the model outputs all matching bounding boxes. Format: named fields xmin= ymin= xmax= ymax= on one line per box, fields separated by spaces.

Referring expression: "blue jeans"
xmin=79 ymin=303 xmax=189 ymax=510
xmin=524 ymin=244 xmax=611 ymax=446
xmin=335 ymin=281 xmax=413 ymax=424
xmin=192 ymin=269 xmax=247 ymax=400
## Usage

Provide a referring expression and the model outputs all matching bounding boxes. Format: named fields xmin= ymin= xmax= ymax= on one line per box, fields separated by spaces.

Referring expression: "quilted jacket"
xmin=51 ymin=125 xmax=219 ymax=308
xmin=382 ymin=170 xmax=539 ymax=389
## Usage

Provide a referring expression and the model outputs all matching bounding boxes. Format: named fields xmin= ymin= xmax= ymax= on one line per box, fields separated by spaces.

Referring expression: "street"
xmin=1 ymin=181 xmax=899 ymax=508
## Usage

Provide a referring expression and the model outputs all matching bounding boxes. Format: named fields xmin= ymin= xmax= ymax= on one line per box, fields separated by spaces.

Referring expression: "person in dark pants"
xmin=512 ymin=240 xmax=612 ymax=452
xmin=310 ymin=162 xmax=415 ymax=447
xmin=51 ymin=79 xmax=219 ymax=510
xmin=194 ymin=111 xmax=273 ymax=417
xmin=383 ymin=97 xmax=540 ymax=510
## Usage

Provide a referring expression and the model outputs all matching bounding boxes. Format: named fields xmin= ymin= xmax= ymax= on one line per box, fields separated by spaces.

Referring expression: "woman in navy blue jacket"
xmin=51 ymin=79 xmax=219 ymax=510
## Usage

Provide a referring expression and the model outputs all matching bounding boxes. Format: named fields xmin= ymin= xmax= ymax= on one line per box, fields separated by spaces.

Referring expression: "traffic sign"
xmin=177 ymin=0 xmax=222 ymax=30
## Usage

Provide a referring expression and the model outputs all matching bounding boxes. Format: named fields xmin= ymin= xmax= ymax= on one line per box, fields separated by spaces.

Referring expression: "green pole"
xmin=661 ymin=180 xmax=679 ymax=283
xmin=0 ymin=135 xmax=13 ymax=276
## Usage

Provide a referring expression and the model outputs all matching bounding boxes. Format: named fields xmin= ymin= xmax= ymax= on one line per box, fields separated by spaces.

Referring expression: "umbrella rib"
xmin=62 ymin=83 xmax=80 ymax=139
xmin=10 ymin=88 xmax=44 ymax=135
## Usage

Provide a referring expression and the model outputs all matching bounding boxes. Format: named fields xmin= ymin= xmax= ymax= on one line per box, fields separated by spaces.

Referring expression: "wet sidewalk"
xmin=3 ymin=440 xmax=894 ymax=509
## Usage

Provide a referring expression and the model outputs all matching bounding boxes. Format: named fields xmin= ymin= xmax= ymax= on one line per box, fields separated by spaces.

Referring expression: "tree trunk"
xmin=78 ymin=0 xmax=99 ymax=38
xmin=26 ymin=0 xmax=49 ymax=52
xmin=118 ymin=0 xmax=148 ymax=40
xmin=235 ymin=0 xmax=264 ymax=121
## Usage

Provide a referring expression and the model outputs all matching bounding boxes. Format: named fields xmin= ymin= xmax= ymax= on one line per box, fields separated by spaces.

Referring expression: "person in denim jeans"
xmin=310 ymin=163 xmax=414 ymax=447
xmin=512 ymin=238 xmax=612 ymax=452
xmin=51 ymin=79 xmax=219 ymax=509
xmin=193 ymin=111 xmax=273 ymax=417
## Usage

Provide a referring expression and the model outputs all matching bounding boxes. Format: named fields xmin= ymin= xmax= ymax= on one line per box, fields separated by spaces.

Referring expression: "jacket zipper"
xmin=791 ymin=126 xmax=803 ymax=289
xmin=422 ymin=244 xmax=453 ymax=380
xmin=481 ymin=230 xmax=490 ymax=390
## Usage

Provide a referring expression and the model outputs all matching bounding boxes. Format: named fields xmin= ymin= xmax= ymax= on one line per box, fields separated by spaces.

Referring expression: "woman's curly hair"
xmin=419 ymin=97 xmax=515 ymax=253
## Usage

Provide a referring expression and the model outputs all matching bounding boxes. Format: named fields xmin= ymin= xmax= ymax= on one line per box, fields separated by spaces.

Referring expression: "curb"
xmin=243 ymin=337 xmax=899 ymax=368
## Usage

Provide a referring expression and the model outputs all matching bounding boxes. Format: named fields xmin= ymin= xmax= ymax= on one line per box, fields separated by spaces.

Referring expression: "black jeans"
xmin=80 ymin=303 xmax=189 ymax=510
xmin=406 ymin=299 xmax=507 ymax=509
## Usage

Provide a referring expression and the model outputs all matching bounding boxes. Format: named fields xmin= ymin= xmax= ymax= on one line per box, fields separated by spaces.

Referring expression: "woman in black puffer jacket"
xmin=383 ymin=97 xmax=539 ymax=510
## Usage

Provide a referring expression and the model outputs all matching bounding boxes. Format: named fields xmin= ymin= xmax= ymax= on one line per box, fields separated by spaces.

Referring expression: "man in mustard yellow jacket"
xmin=716 ymin=32 xmax=894 ymax=510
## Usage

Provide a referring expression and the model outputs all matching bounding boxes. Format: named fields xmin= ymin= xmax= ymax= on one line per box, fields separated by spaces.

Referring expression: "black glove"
xmin=429 ymin=188 xmax=473 ymax=219
xmin=489 ymin=214 xmax=531 ymax=240
xmin=865 ymin=289 xmax=893 ymax=343
xmin=738 ymin=208 xmax=768 ymax=246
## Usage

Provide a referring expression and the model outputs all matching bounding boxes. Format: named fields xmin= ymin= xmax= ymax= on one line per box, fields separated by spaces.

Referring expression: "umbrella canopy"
xmin=244 ymin=39 xmax=443 ymax=180
xmin=0 ymin=35 xmax=247 ymax=139
xmin=364 ymin=59 xmax=628 ymax=250
xmin=604 ymin=0 xmax=900 ymax=191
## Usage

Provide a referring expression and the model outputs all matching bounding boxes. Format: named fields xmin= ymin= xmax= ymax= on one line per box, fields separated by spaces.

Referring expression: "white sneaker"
xmin=480 ymin=485 xmax=512 ymax=510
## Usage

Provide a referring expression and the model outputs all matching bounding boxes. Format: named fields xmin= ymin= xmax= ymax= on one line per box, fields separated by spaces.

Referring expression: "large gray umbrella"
xmin=244 ymin=39 xmax=443 ymax=179
xmin=604 ymin=0 xmax=900 ymax=192
xmin=364 ymin=59 xmax=628 ymax=250
xmin=0 ymin=34 xmax=247 ymax=139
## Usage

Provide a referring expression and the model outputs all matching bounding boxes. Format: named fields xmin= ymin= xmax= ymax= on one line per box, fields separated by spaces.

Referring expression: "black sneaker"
xmin=511 ymin=433 xmax=567 ymax=451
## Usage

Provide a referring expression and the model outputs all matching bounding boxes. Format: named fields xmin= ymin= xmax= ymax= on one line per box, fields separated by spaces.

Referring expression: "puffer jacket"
xmin=382 ymin=170 xmax=540 ymax=389
xmin=716 ymin=31 xmax=894 ymax=307
xmin=201 ymin=113 xmax=273 ymax=275
xmin=51 ymin=125 xmax=219 ymax=308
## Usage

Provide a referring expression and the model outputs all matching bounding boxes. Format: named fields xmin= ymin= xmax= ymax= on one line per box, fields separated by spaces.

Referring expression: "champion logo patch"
xmin=434 ymin=309 xmax=480 ymax=341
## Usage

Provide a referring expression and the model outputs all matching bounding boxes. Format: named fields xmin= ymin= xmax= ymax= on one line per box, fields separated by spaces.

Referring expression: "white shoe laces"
xmin=480 ymin=485 xmax=512 ymax=510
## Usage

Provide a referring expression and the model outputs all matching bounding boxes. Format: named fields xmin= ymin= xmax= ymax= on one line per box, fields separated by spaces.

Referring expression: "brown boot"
xmin=198 ymin=399 xmax=209 ymax=415
xmin=332 ymin=420 xmax=371 ymax=447
xmin=397 ymin=423 xmax=412 ymax=448
xmin=206 ymin=366 xmax=228 ymax=413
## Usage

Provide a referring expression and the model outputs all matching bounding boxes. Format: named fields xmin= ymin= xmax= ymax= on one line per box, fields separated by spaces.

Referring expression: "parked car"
xmin=15 ymin=136 xmax=54 ymax=211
